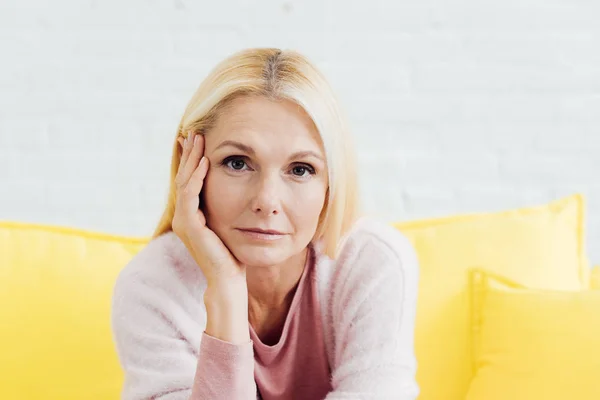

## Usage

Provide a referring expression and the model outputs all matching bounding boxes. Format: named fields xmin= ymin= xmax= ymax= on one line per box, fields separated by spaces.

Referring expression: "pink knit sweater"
xmin=111 ymin=217 xmax=420 ymax=399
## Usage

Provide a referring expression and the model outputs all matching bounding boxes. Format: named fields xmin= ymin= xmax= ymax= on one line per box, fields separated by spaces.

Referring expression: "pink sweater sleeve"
xmin=111 ymin=262 xmax=258 ymax=400
xmin=323 ymin=219 xmax=420 ymax=399
xmin=192 ymin=332 xmax=256 ymax=399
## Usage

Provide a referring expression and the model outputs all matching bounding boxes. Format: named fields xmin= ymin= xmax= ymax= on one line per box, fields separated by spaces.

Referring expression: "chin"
xmin=230 ymin=243 xmax=291 ymax=268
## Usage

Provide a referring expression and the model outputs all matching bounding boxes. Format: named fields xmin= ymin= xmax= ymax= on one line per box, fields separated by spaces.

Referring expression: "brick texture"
xmin=0 ymin=0 xmax=598 ymax=264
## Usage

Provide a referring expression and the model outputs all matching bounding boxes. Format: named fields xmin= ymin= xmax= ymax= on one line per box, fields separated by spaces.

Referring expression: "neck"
xmin=246 ymin=246 xmax=310 ymax=343
xmin=246 ymin=246 xmax=309 ymax=312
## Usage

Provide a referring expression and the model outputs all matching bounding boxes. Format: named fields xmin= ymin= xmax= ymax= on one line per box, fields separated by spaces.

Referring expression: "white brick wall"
xmin=1 ymin=0 xmax=598 ymax=265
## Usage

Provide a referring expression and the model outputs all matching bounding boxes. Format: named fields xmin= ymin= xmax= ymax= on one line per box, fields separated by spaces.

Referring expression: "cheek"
xmin=203 ymin=171 xmax=245 ymax=223
xmin=289 ymin=181 xmax=327 ymax=226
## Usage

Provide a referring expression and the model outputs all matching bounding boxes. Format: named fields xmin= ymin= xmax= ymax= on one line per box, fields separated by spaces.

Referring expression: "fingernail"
xmin=194 ymin=135 xmax=199 ymax=145
xmin=200 ymin=156 xmax=206 ymax=166
xmin=184 ymin=137 xmax=188 ymax=147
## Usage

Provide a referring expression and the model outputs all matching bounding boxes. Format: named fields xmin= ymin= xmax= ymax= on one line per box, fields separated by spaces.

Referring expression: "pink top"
xmin=111 ymin=217 xmax=420 ymax=399
xmin=250 ymin=245 xmax=332 ymax=399
xmin=192 ymin=245 xmax=330 ymax=399
xmin=192 ymin=245 xmax=331 ymax=399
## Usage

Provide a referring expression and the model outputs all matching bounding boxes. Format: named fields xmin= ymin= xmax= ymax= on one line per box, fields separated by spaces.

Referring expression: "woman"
xmin=111 ymin=48 xmax=420 ymax=400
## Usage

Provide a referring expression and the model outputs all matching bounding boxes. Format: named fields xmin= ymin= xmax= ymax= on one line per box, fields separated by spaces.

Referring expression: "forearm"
xmin=190 ymin=281 xmax=255 ymax=399
xmin=203 ymin=280 xmax=250 ymax=344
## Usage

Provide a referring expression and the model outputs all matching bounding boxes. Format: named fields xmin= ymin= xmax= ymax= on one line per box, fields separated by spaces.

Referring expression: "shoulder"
xmin=315 ymin=218 xmax=421 ymax=396
xmin=112 ymin=231 xmax=206 ymax=314
xmin=110 ymin=232 xmax=208 ymax=394
xmin=316 ymin=216 xmax=419 ymax=311
xmin=337 ymin=216 xmax=419 ymax=278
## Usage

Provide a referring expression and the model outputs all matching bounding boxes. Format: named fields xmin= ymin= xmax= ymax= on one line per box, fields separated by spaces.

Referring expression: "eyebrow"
xmin=215 ymin=140 xmax=325 ymax=163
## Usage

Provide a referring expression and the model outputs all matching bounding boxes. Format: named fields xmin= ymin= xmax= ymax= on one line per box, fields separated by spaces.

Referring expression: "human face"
xmin=202 ymin=96 xmax=328 ymax=268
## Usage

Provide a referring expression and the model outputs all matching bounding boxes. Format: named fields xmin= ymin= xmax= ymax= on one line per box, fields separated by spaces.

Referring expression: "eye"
xmin=222 ymin=156 xmax=250 ymax=171
xmin=291 ymin=163 xmax=316 ymax=177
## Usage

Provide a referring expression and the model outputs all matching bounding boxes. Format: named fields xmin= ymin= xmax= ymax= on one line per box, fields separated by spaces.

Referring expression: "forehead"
xmin=207 ymin=96 xmax=323 ymax=152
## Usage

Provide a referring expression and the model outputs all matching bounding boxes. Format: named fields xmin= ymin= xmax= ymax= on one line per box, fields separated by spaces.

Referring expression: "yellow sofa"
xmin=1 ymin=194 xmax=597 ymax=399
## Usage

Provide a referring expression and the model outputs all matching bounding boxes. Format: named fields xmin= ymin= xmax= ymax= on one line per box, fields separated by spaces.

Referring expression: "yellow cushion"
xmin=0 ymin=222 xmax=148 ymax=400
xmin=467 ymin=270 xmax=600 ymax=400
xmin=393 ymin=194 xmax=588 ymax=400
xmin=0 ymin=194 xmax=589 ymax=399
xmin=592 ymin=266 xmax=600 ymax=289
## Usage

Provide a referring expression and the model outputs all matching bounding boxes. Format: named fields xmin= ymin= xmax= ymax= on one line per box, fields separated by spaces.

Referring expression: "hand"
xmin=172 ymin=131 xmax=247 ymax=287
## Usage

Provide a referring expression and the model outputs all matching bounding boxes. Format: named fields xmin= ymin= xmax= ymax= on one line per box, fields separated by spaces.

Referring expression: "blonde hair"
xmin=153 ymin=48 xmax=360 ymax=259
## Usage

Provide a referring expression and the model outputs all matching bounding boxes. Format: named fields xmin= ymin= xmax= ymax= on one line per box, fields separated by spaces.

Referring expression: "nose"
xmin=250 ymin=172 xmax=281 ymax=216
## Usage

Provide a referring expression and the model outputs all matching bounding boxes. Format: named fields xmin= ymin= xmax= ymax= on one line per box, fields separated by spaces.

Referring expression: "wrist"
xmin=203 ymin=263 xmax=247 ymax=289
xmin=204 ymin=277 xmax=247 ymax=304
xmin=203 ymin=281 xmax=249 ymax=344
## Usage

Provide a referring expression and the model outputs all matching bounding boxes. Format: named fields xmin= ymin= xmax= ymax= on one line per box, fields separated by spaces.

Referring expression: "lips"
xmin=236 ymin=227 xmax=287 ymax=241
xmin=238 ymin=228 xmax=285 ymax=235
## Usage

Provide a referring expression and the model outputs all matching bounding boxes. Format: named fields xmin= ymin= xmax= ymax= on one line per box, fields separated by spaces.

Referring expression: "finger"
xmin=176 ymin=136 xmax=186 ymax=170
xmin=175 ymin=131 xmax=196 ymax=186
xmin=181 ymin=131 xmax=195 ymax=162
xmin=178 ymin=156 xmax=209 ymax=221
xmin=180 ymin=133 xmax=205 ymax=185
xmin=185 ymin=156 xmax=210 ymax=204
